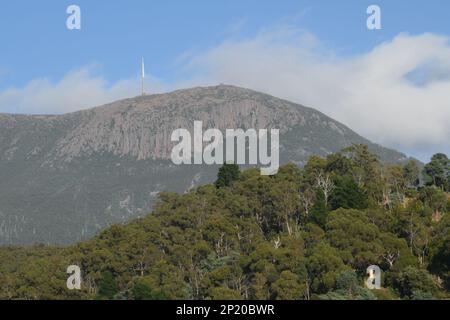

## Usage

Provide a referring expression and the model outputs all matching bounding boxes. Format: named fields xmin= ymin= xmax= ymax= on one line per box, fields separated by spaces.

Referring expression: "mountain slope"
xmin=0 ymin=85 xmax=409 ymax=245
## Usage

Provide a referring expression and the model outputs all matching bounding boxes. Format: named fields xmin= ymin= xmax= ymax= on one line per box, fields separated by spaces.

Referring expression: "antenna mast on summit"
xmin=141 ymin=57 xmax=145 ymax=96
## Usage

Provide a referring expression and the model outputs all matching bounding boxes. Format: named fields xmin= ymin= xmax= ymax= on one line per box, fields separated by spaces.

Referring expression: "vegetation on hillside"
xmin=0 ymin=145 xmax=448 ymax=300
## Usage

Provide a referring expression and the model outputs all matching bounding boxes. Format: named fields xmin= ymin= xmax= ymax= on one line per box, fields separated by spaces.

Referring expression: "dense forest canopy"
xmin=0 ymin=145 xmax=449 ymax=300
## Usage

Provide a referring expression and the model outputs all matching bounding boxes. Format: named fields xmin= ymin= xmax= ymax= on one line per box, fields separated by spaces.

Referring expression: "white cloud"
xmin=181 ymin=28 xmax=450 ymax=159
xmin=0 ymin=67 xmax=167 ymax=115
xmin=0 ymin=27 xmax=449 ymax=160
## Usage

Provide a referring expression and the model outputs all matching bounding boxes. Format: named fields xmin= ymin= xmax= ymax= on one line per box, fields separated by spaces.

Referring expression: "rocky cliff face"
xmin=0 ymin=85 xmax=408 ymax=245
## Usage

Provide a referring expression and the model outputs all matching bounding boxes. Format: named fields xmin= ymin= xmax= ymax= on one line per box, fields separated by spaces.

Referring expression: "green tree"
xmin=329 ymin=176 xmax=368 ymax=210
xmin=310 ymin=190 xmax=328 ymax=228
xmin=342 ymin=144 xmax=380 ymax=184
xmin=319 ymin=270 xmax=377 ymax=300
xmin=132 ymin=278 xmax=168 ymax=300
xmin=306 ymin=242 xmax=348 ymax=294
xmin=418 ymin=186 xmax=447 ymax=220
xmin=210 ymin=286 xmax=242 ymax=300
xmin=251 ymin=273 xmax=269 ymax=300
xmin=272 ymin=271 xmax=306 ymax=300
xmin=430 ymin=236 xmax=450 ymax=291
xmin=423 ymin=153 xmax=449 ymax=191
xmin=325 ymin=152 xmax=352 ymax=176
xmin=215 ymin=163 xmax=240 ymax=188
xmin=411 ymin=290 xmax=435 ymax=300
xmin=97 ymin=271 xmax=119 ymax=300
xmin=392 ymin=266 xmax=439 ymax=299
xmin=403 ymin=160 xmax=420 ymax=189
xmin=326 ymin=209 xmax=383 ymax=270
xmin=303 ymin=155 xmax=327 ymax=185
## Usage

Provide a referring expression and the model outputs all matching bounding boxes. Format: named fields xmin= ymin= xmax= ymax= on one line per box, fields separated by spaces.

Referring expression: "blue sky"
xmin=1 ymin=0 xmax=449 ymax=88
xmin=0 ymin=1 xmax=449 ymax=161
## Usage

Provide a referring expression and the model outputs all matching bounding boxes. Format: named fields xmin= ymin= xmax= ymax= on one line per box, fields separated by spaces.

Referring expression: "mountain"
xmin=0 ymin=85 xmax=409 ymax=245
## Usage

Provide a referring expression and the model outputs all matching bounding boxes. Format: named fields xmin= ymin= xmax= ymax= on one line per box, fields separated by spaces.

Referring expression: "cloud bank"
xmin=0 ymin=67 xmax=168 ymax=115
xmin=1 ymin=27 xmax=449 ymax=160
xmin=183 ymin=28 xmax=450 ymax=159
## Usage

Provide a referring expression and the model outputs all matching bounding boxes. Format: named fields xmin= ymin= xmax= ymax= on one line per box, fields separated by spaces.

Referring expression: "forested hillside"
xmin=0 ymin=145 xmax=448 ymax=300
